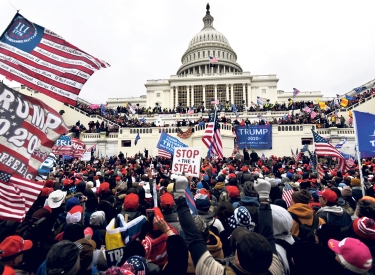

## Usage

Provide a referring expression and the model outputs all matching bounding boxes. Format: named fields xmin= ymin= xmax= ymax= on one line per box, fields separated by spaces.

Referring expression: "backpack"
xmin=289 ymin=212 xmax=319 ymax=243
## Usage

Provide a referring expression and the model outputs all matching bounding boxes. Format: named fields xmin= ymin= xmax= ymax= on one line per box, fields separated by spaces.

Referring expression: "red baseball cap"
xmin=41 ymin=187 xmax=54 ymax=197
xmin=227 ymin=186 xmax=240 ymax=198
xmin=328 ymin=237 xmax=372 ymax=273
xmin=124 ymin=193 xmax=139 ymax=210
xmin=160 ymin=192 xmax=174 ymax=209
xmin=0 ymin=236 xmax=33 ymax=259
xmin=318 ymin=189 xmax=337 ymax=203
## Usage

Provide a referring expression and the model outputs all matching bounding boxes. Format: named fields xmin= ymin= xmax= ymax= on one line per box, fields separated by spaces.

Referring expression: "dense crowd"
xmin=1 ymin=148 xmax=375 ymax=275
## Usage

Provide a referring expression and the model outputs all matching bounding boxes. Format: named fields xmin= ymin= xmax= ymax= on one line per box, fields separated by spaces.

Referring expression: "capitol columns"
xmin=187 ymin=86 xmax=190 ymax=108
xmin=242 ymin=84 xmax=246 ymax=103
xmin=191 ymin=85 xmax=194 ymax=107
xmin=175 ymin=86 xmax=179 ymax=108
xmin=203 ymin=85 xmax=206 ymax=108
xmin=226 ymin=84 xmax=229 ymax=101
xmin=230 ymin=84 xmax=234 ymax=104
xmin=214 ymin=84 xmax=217 ymax=101
xmin=170 ymin=87 xmax=174 ymax=109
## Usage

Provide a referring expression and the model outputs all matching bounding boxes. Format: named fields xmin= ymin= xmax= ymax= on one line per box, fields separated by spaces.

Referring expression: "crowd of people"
xmin=1 ymin=147 xmax=375 ymax=275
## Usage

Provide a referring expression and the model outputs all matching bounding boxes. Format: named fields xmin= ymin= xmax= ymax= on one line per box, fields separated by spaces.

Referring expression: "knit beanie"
xmin=291 ymin=189 xmax=312 ymax=204
xmin=351 ymin=178 xmax=361 ymax=187
xmin=341 ymin=186 xmax=352 ymax=197
xmin=353 ymin=217 xmax=375 ymax=240
xmin=270 ymin=204 xmax=294 ymax=243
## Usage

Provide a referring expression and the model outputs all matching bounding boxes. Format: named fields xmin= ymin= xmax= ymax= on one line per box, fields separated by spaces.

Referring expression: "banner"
xmin=52 ymin=137 xmax=86 ymax=158
xmin=156 ymin=131 xmax=188 ymax=155
xmin=171 ymin=148 xmax=201 ymax=177
xmin=89 ymin=104 xmax=101 ymax=109
xmin=353 ymin=111 xmax=375 ymax=157
xmin=80 ymin=152 xmax=91 ymax=161
xmin=235 ymin=125 xmax=272 ymax=149
xmin=0 ymin=83 xmax=68 ymax=179
xmin=105 ymin=246 xmax=125 ymax=268
xmin=36 ymin=153 xmax=56 ymax=180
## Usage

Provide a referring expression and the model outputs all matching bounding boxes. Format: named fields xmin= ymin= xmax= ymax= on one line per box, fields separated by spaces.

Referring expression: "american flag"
xmin=0 ymin=13 xmax=109 ymax=106
xmin=282 ymin=182 xmax=294 ymax=208
xmin=158 ymin=149 xmax=171 ymax=159
xmin=293 ymin=88 xmax=300 ymax=97
xmin=312 ymin=130 xmax=348 ymax=173
xmin=211 ymin=99 xmax=219 ymax=104
xmin=317 ymin=164 xmax=325 ymax=182
xmin=291 ymin=148 xmax=294 ymax=158
xmin=347 ymin=157 xmax=354 ymax=167
xmin=310 ymin=110 xmax=317 ymax=119
xmin=128 ymin=103 xmax=136 ymax=114
xmin=0 ymin=83 xmax=68 ymax=179
xmin=52 ymin=138 xmax=86 ymax=158
xmin=202 ymin=110 xmax=223 ymax=159
xmin=261 ymin=152 xmax=266 ymax=160
xmin=187 ymin=107 xmax=194 ymax=115
xmin=251 ymin=101 xmax=256 ymax=106
xmin=334 ymin=138 xmax=347 ymax=149
xmin=86 ymin=144 xmax=96 ymax=152
xmin=209 ymin=56 xmax=218 ymax=63
xmin=294 ymin=153 xmax=301 ymax=162
xmin=0 ymin=170 xmax=45 ymax=221
xmin=257 ymin=96 xmax=263 ymax=105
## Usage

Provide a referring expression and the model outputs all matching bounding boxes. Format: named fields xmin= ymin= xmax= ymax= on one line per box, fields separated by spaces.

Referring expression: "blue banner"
xmin=156 ymin=131 xmax=188 ymax=155
xmin=353 ymin=111 xmax=375 ymax=157
xmin=235 ymin=125 xmax=272 ymax=149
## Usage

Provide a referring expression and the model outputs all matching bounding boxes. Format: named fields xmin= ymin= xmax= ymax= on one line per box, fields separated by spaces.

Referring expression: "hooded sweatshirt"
xmin=316 ymin=205 xmax=352 ymax=228
xmin=288 ymin=203 xmax=325 ymax=237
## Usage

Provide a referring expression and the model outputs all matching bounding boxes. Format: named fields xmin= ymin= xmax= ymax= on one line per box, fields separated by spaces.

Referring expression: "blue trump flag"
xmin=234 ymin=125 xmax=272 ymax=149
xmin=134 ymin=133 xmax=140 ymax=145
xmin=353 ymin=111 xmax=375 ymax=157
xmin=156 ymin=131 xmax=188 ymax=155
xmin=185 ymin=186 xmax=198 ymax=215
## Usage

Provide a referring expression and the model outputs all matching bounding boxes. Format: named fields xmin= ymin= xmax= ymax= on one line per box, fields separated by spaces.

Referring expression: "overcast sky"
xmin=0 ymin=0 xmax=374 ymax=104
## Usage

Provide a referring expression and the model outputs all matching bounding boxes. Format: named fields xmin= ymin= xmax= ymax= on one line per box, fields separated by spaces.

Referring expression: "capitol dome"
xmin=177 ymin=4 xmax=242 ymax=75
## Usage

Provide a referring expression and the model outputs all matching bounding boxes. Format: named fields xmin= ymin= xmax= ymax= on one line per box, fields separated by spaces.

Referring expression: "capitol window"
xmin=203 ymin=51 xmax=205 ymax=57
xmin=208 ymin=50 xmax=210 ymax=56
xmin=198 ymin=52 xmax=200 ymax=58
xmin=213 ymin=51 xmax=215 ymax=57
xmin=262 ymin=89 xmax=266 ymax=94
xmin=218 ymin=51 xmax=220 ymax=57
xmin=157 ymin=93 xmax=160 ymax=97
xmin=227 ymin=53 xmax=228 ymax=59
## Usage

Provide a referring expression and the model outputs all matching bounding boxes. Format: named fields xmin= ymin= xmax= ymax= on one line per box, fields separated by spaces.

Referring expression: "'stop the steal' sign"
xmin=156 ymin=131 xmax=188 ymax=155
xmin=0 ymin=83 xmax=68 ymax=179
xmin=235 ymin=125 xmax=272 ymax=149
xmin=172 ymin=147 xmax=201 ymax=177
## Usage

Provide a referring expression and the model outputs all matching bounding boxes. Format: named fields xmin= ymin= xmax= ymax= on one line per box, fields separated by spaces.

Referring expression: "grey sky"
xmin=1 ymin=0 xmax=374 ymax=104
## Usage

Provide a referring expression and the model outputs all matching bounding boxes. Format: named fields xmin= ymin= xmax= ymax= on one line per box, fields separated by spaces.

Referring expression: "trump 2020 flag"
xmin=353 ymin=111 xmax=375 ymax=157
xmin=0 ymin=13 xmax=110 ymax=106
xmin=0 ymin=83 xmax=68 ymax=179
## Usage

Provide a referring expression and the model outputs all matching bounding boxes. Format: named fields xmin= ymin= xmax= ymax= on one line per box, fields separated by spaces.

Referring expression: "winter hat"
xmin=328 ymin=237 xmax=372 ymax=274
xmin=195 ymin=195 xmax=210 ymax=212
xmin=217 ymin=175 xmax=225 ymax=182
xmin=270 ymin=204 xmax=294 ymax=244
xmin=66 ymin=205 xmax=83 ymax=224
xmin=351 ymin=178 xmax=361 ymax=187
xmin=353 ymin=217 xmax=375 ymax=240
xmin=292 ymin=189 xmax=312 ymax=204
xmin=341 ymin=186 xmax=352 ymax=197
xmin=228 ymin=206 xmax=253 ymax=231
xmin=45 ymin=179 xmax=55 ymax=188
xmin=124 ymin=193 xmax=139 ymax=210
xmin=228 ymin=177 xmax=238 ymax=186
xmin=89 ymin=211 xmax=106 ymax=226
xmin=46 ymin=240 xmax=80 ymax=275
xmin=226 ymin=186 xmax=240 ymax=198
xmin=41 ymin=187 xmax=54 ymax=197
xmin=243 ymin=181 xmax=257 ymax=196
xmin=66 ymin=197 xmax=80 ymax=212
xmin=75 ymin=238 xmax=96 ymax=270
xmin=121 ymin=255 xmax=149 ymax=275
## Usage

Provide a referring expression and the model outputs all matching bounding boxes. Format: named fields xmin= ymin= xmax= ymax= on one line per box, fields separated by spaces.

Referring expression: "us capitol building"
xmin=106 ymin=4 xmax=319 ymax=110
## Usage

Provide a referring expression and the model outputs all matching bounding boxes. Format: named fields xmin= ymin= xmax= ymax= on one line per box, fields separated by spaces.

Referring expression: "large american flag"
xmin=158 ymin=149 xmax=171 ymax=159
xmin=0 ymin=170 xmax=45 ymax=221
xmin=282 ymin=182 xmax=294 ymax=208
xmin=312 ymin=130 xmax=348 ymax=173
xmin=0 ymin=13 xmax=109 ymax=106
xmin=0 ymin=83 xmax=68 ymax=179
xmin=202 ymin=110 xmax=223 ymax=159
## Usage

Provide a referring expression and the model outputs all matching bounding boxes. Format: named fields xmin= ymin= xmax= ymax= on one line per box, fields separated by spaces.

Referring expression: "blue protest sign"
xmin=353 ymin=111 xmax=375 ymax=157
xmin=156 ymin=131 xmax=188 ymax=155
xmin=235 ymin=125 xmax=272 ymax=149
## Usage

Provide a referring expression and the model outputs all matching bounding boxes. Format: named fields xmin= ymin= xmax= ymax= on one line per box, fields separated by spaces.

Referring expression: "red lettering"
xmin=193 ymin=150 xmax=199 ymax=158
xmin=175 ymin=149 xmax=181 ymax=157
xmin=173 ymin=163 xmax=179 ymax=172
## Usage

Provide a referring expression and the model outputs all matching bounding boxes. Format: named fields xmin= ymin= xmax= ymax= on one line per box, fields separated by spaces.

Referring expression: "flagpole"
xmin=353 ymin=111 xmax=366 ymax=197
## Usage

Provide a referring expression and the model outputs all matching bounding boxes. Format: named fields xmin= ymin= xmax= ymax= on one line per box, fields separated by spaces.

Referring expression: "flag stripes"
xmin=158 ymin=149 xmax=172 ymax=159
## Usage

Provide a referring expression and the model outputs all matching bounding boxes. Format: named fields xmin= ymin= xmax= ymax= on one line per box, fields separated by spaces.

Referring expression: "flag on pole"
xmin=291 ymin=148 xmax=294 ymax=157
xmin=317 ymin=164 xmax=325 ymax=182
xmin=134 ymin=133 xmax=140 ymax=146
xmin=206 ymin=143 xmax=213 ymax=158
xmin=128 ymin=103 xmax=136 ymax=114
xmin=312 ymin=130 xmax=348 ymax=173
xmin=257 ymin=96 xmax=263 ymax=105
xmin=100 ymin=104 xmax=107 ymax=115
xmin=282 ymin=182 xmax=295 ymax=208
xmin=185 ymin=186 xmax=198 ymax=215
xmin=198 ymin=121 xmax=205 ymax=127
xmin=301 ymin=144 xmax=309 ymax=153
xmin=0 ymin=170 xmax=45 ymax=221
xmin=318 ymin=102 xmax=326 ymax=109
xmin=345 ymin=95 xmax=354 ymax=101
xmin=340 ymin=98 xmax=349 ymax=107
xmin=261 ymin=152 xmax=265 ymax=160
xmin=140 ymin=117 xmax=146 ymax=124
xmin=307 ymin=150 xmax=317 ymax=168
xmin=201 ymin=110 xmax=224 ymax=159
xmin=347 ymin=157 xmax=354 ymax=167
xmin=0 ymin=13 xmax=110 ymax=106
xmin=209 ymin=56 xmax=218 ymax=63
xmin=335 ymin=138 xmax=347 ymax=149
xmin=310 ymin=110 xmax=317 ymax=119
xmin=354 ymin=86 xmax=366 ymax=94
xmin=158 ymin=149 xmax=171 ymax=159
xmin=303 ymin=105 xmax=311 ymax=113
xmin=211 ymin=99 xmax=219 ymax=104
xmin=231 ymin=104 xmax=238 ymax=117
xmin=293 ymin=88 xmax=300 ymax=97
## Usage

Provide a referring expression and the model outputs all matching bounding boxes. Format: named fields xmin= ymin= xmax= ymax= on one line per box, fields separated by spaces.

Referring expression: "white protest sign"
xmin=172 ymin=147 xmax=201 ymax=177
xmin=80 ymin=152 xmax=91 ymax=161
